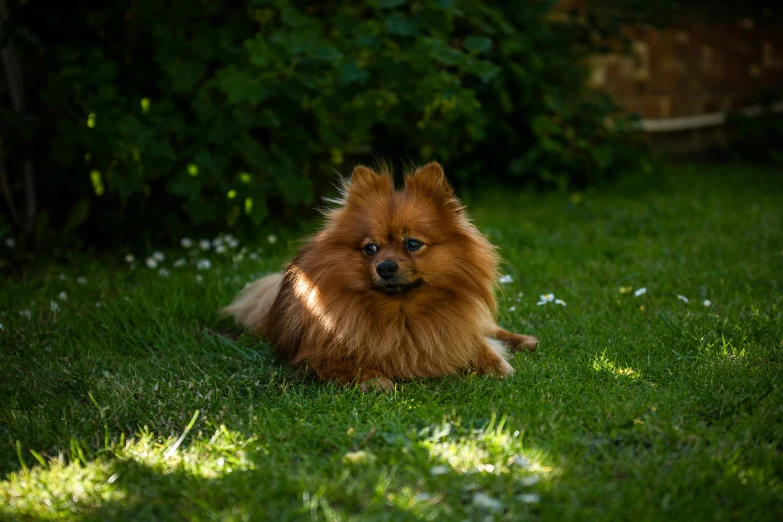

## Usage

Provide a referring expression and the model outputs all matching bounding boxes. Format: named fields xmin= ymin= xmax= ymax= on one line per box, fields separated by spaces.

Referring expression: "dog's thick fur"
xmin=224 ymin=163 xmax=537 ymax=390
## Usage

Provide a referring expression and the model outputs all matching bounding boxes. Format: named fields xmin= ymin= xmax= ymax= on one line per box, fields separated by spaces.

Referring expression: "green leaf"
xmin=385 ymin=13 xmax=417 ymax=36
xmin=244 ymin=36 xmax=272 ymax=67
xmin=168 ymin=61 xmax=206 ymax=93
xmin=338 ymin=61 xmax=370 ymax=86
xmin=463 ymin=36 xmax=492 ymax=53
xmin=62 ymin=199 xmax=90 ymax=235
xmin=370 ymin=0 xmax=407 ymax=9
xmin=218 ymin=68 xmax=272 ymax=105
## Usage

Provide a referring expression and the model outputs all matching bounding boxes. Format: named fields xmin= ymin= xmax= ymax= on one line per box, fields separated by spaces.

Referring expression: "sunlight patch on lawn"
xmin=592 ymin=352 xmax=640 ymax=380
xmin=0 ymin=425 xmax=255 ymax=519
xmin=421 ymin=418 xmax=553 ymax=477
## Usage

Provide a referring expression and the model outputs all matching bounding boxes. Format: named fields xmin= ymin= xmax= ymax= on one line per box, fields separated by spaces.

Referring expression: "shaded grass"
xmin=0 ymin=163 xmax=781 ymax=520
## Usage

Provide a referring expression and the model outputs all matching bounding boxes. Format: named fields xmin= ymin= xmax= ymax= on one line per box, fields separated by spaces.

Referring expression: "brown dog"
xmin=224 ymin=163 xmax=538 ymax=390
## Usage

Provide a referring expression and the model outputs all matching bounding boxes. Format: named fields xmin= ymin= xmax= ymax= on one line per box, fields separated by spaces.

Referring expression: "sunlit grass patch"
xmin=1 ymin=423 xmax=260 ymax=520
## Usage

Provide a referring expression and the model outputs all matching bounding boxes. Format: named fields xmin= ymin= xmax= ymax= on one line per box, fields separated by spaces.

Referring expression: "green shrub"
xmin=1 ymin=0 xmax=651 ymax=246
xmin=727 ymin=106 xmax=783 ymax=166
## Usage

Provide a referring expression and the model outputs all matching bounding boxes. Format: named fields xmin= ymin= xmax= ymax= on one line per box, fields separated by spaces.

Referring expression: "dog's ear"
xmin=343 ymin=165 xmax=393 ymax=204
xmin=405 ymin=162 xmax=462 ymax=213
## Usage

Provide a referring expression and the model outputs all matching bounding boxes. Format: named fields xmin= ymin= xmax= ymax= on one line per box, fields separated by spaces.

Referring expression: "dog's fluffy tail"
xmin=222 ymin=272 xmax=285 ymax=335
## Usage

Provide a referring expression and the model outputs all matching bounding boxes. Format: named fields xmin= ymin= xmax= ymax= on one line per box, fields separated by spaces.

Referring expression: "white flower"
xmin=199 ymin=239 xmax=211 ymax=250
xmin=50 ymin=301 xmax=60 ymax=313
xmin=498 ymin=274 xmax=514 ymax=284
xmin=267 ymin=234 xmax=277 ymax=244
xmin=195 ymin=275 xmax=204 ymax=283
xmin=227 ymin=238 xmax=239 ymax=249
xmin=158 ymin=268 xmax=170 ymax=277
xmin=509 ymin=306 xmax=516 ymax=312
xmin=215 ymin=244 xmax=227 ymax=254
xmin=95 ymin=302 xmax=104 ymax=308
xmin=58 ymin=273 xmax=67 ymax=281
xmin=58 ymin=291 xmax=68 ymax=301
xmin=703 ymin=300 xmax=711 ymax=307
xmin=212 ymin=237 xmax=223 ymax=247
xmin=152 ymin=251 xmax=165 ymax=262
xmin=76 ymin=277 xmax=87 ymax=285
xmin=145 ymin=257 xmax=158 ymax=269
xmin=677 ymin=295 xmax=689 ymax=303
xmin=517 ymin=493 xmax=541 ymax=504
xmin=197 ymin=259 xmax=211 ymax=270
xmin=249 ymin=252 xmax=259 ymax=260
xmin=0 ymin=323 xmax=3 ymax=330
xmin=537 ymin=293 xmax=555 ymax=305
xmin=472 ymin=492 xmax=503 ymax=512
xmin=19 ymin=310 xmax=31 ymax=320
xmin=520 ymin=475 xmax=539 ymax=486
xmin=125 ymin=254 xmax=135 ymax=263
xmin=4 ymin=237 xmax=15 ymax=248
xmin=510 ymin=456 xmax=530 ymax=468
xmin=180 ymin=237 xmax=193 ymax=248
xmin=430 ymin=465 xmax=450 ymax=476
xmin=634 ymin=287 xmax=647 ymax=297
xmin=413 ymin=493 xmax=433 ymax=503
xmin=173 ymin=258 xmax=186 ymax=268
xmin=555 ymin=299 xmax=566 ymax=306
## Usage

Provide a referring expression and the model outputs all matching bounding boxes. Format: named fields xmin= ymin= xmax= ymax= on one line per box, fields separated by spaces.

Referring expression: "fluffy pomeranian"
xmin=224 ymin=162 xmax=538 ymax=390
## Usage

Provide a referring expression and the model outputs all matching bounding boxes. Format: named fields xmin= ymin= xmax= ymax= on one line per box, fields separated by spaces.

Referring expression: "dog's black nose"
xmin=376 ymin=260 xmax=399 ymax=280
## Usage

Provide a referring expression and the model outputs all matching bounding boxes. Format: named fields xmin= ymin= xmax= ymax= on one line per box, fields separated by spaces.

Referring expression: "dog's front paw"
xmin=491 ymin=357 xmax=514 ymax=377
xmin=508 ymin=334 xmax=539 ymax=352
xmin=359 ymin=376 xmax=394 ymax=393
xmin=475 ymin=347 xmax=514 ymax=378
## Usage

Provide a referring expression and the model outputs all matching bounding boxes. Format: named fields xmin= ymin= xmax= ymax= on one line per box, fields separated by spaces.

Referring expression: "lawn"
xmin=0 ymin=163 xmax=781 ymax=521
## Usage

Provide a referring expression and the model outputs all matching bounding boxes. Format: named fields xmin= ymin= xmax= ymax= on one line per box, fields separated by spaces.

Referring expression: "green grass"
xmin=1 ymin=163 xmax=781 ymax=521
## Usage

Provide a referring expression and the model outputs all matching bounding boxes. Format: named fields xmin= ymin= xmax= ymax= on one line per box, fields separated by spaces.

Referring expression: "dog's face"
xmin=318 ymin=162 xmax=491 ymax=300
xmin=361 ymin=229 xmax=428 ymax=295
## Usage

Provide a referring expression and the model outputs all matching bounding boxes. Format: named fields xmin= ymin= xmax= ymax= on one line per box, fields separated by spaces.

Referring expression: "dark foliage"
xmin=0 ymin=0 xmax=654 ymax=247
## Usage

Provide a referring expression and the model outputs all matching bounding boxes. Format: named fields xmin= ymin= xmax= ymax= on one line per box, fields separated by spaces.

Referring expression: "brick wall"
xmin=588 ymin=21 xmax=783 ymax=121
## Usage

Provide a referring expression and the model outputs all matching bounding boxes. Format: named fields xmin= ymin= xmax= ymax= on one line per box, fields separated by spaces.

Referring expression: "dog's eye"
xmin=363 ymin=243 xmax=378 ymax=255
xmin=405 ymin=239 xmax=423 ymax=252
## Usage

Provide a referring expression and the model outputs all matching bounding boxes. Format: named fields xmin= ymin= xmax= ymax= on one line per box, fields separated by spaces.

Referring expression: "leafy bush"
xmin=1 ymin=0 xmax=651 ymax=246
xmin=727 ymin=109 xmax=783 ymax=166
